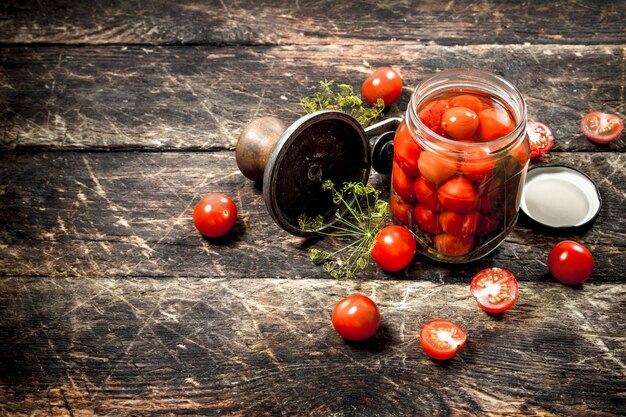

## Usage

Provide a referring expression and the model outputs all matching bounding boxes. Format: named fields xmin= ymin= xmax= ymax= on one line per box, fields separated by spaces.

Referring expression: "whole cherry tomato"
xmin=394 ymin=121 xmax=421 ymax=177
xmin=441 ymin=107 xmax=479 ymax=140
xmin=470 ymin=267 xmax=519 ymax=314
xmin=437 ymin=176 xmax=479 ymax=213
xmin=417 ymin=151 xmax=458 ymax=186
xmin=392 ymin=161 xmax=417 ymax=203
xmin=449 ymin=94 xmax=485 ymax=114
xmin=433 ymin=233 xmax=474 ymax=257
xmin=548 ymin=241 xmax=594 ymax=285
xmin=361 ymin=67 xmax=403 ymax=107
xmin=413 ymin=176 xmax=443 ymax=212
xmin=371 ymin=225 xmax=416 ymax=272
xmin=390 ymin=195 xmax=413 ymax=226
xmin=193 ymin=193 xmax=237 ymax=238
xmin=420 ymin=319 xmax=467 ymax=360
xmin=332 ymin=294 xmax=380 ymax=341
xmin=580 ymin=112 xmax=623 ymax=144
xmin=476 ymin=107 xmax=515 ymax=141
xmin=527 ymin=121 xmax=555 ymax=158
xmin=475 ymin=214 xmax=499 ymax=236
xmin=439 ymin=211 xmax=480 ymax=238
xmin=414 ymin=205 xmax=441 ymax=235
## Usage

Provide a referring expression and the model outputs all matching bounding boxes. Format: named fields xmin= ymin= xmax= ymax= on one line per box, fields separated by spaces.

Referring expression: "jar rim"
xmin=406 ymin=68 xmax=528 ymax=157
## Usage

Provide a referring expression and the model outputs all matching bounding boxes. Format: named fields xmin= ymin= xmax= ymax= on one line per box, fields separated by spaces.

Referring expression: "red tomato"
xmin=417 ymin=151 xmax=458 ymax=186
xmin=371 ymin=225 xmax=416 ymax=272
xmin=470 ymin=267 xmax=519 ymax=314
xmin=390 ymin=195 xmax=413 ymax=226
xmin=439 ymin=211 xmax=480 ymax=238
xmin=414 ymin=205 xmax=441 ymax=235
xmin=580 ymin=112 xmax=623 ymax=144
xmin=332 ymin=294 xmax=380 ymax=341
xmin=433 ymin=234 xmax=474 ymax=257
xmin=441 ymin=107 xmax=479 ymax=140
xmin=418 ymin=99 xmax=450 ymax=130
xmin=476 ymin=107 xmax=515 ymax=141
xmin=361 ymin=67 xmax=403 ymax=107
xmin=413 ymin=176 xmax=443 ymax=212
xmin=193 ymin=193 xmax=237 ymax=238
xmin=420 ymin=319 xmax=467 ymax=360
xmin=394 ymin=121 xmax=421 ymax=177
xmin=527 ymin=121 xmax=554 ymax=157
xmin=460 ymin=159 xmax=495 ymax=183
xmin=392 ymin=161 xmax=417 ymax=203
xmin=548 ymin=241 xmax=594 ymax=285
xmin=437 ymin=176 xmax=479 ymax=213
xmin=449 ymin=94 xmax=485 ymax=114
xmin=476 ymin=214 xmax=499 ymax=236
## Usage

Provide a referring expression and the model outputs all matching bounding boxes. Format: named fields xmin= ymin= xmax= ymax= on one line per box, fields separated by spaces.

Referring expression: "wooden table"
xmin=1 ymin=1 xmax=624 ymax=416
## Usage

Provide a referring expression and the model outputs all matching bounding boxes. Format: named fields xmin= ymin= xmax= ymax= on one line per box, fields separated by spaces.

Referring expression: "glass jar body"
xmin=390 ymin=69 xmax=530 ymax=263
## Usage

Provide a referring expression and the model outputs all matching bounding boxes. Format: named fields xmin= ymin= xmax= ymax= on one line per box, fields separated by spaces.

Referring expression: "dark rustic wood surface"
xmin=1 ymin=1 xmax=625 ymax=416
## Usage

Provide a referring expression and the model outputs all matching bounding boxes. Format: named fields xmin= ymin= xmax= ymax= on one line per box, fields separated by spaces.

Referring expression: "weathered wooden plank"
xmin=0 ymin=151 xmax=623 ymax=282
xmin=1 ymin=44 xmax=624 ymax=151
xmin=0 ymin=277 xmax=623 ymax=416
xmin=1 ymin=0 xmax=625 ymax=46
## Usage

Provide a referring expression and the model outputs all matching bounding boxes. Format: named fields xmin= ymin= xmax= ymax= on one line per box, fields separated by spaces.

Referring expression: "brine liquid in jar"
xmin=391 ymin=78 xmax=530 ymax=263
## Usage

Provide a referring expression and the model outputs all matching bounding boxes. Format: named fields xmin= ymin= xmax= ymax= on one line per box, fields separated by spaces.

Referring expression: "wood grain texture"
xmin=1 ymin=0 xmax=625 ymax=46
xmin=1 ymin=44 xmax=624 ymax=151
xmin=0 ymin=277 xmax=624 ymax=416
xmin=0 ymin=151 xmax=623 ymax=282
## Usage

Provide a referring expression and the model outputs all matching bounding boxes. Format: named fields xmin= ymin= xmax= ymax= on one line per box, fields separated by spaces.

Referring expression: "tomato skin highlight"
xmin=548 ymin=241 xmax=594 ymax=285
xmin=371 ymin=225 xmax=416 ymax=272
xmin=362 ymin=67 xmax=403 ymax=107
xmin=193 ymin=193 xmax=238 ymax=238
xmin=580 ymin=112 xmax=623 ymax=144
xmin=470 ymin=267 xmax=519 ymax=314
xmin=332 ymin=294 xmax=380 ymax=341
xmin=441 ymin=107 xmax=479 ymax=140
xmin=420 ymin=319 xmax=467 ymax=360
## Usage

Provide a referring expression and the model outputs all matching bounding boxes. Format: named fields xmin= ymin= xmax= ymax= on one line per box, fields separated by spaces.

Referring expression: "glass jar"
xmin=391 ymin=69 xmax=530 ymax=263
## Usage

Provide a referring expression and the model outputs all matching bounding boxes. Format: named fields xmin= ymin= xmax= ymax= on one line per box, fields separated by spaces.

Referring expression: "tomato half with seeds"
xmin=420 ymin=319 xmax=467 ymax=361
xmin=470 ymin=267 xmax=519 ymax=314
xmin=580 ymin=112 xmax=623 ymax=144
xmin=527 ymin=121 xmax=554 ymax=158
xmin=476 ymin=107 xmax=516 ymax=141
xmin=362 ymin=67 xmax=403 ymax=107
xmin=371 ymin=225 xmax=416 ymax=272
xmin=193 ymin=193 xmax=238 ymax=238
xmin=332 ymin=294 xmax=380 ymax=341
xmin=437 ymin=176 xmax=479 ymax=213
xmin=441 ymin=107 xmax=479 ymax=140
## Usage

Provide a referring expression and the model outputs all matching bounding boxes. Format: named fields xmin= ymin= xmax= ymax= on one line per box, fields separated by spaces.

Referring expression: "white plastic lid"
xmin=520 ymin=165 xmax=602 ymax=229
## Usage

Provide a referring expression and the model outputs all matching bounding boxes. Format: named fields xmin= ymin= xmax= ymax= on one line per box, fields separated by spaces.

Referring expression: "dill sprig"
xmin=300 ymin=80 xmax=385 ymax=125
xmin=298 ymin=180 xmax=389 ymax=279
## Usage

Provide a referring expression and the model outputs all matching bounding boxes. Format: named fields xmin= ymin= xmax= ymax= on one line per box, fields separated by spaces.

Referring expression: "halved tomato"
xmin=470 ymin=267 xmax=519 ymax=314
xmin=437 ymin=176 xmax=479 ymax=213
xmin=527 ymin=121 xmax=554 ymax=158
xmin=420 ymin=319 xmax=467 ymax=361
xmin=580 ymin=112 xmax=623 ymax=144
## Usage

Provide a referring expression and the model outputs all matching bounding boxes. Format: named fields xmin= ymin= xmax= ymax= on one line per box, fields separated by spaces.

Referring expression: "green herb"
xmin=298 ymin=180 xmax=388 ymax=279
xmin=300 ymin=80 xmax=385 ymax=125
